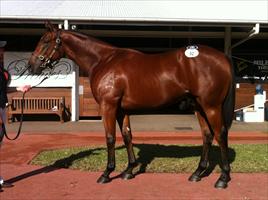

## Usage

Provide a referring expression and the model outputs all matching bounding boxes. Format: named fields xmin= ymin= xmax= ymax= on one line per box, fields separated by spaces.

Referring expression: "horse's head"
xmin=28 ymin=21 xmax=63 ymax=74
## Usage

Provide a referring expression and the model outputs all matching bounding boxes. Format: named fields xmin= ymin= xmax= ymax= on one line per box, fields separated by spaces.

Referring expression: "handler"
xmin=0 ymin=41 xmax=31 ymax=192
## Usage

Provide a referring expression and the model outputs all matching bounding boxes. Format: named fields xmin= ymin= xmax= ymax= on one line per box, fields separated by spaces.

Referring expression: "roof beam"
xmin=1 ymin=28 xmax=268 ymax=39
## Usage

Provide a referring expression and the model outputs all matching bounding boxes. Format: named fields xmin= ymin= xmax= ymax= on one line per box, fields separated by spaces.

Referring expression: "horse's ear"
xmin=45 ymin=21 xmax=57 ymax=32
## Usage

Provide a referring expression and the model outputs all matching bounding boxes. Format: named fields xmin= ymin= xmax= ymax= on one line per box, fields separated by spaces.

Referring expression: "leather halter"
xmin=33 ymin=30 xmax=62 ymax=70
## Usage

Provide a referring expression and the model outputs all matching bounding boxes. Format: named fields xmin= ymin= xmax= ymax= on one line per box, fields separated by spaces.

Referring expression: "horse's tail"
xmin=222 ymin=57 xmax=236 ymax=130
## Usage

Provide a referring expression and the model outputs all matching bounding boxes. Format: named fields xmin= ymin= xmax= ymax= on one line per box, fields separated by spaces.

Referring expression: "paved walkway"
xmin=1 ymin=115 xmax=268 ymax=199
xmin=1 ymin=164 xmax=268 ymax=200
xmin=5 ymin=114 xmax=268 ymax=133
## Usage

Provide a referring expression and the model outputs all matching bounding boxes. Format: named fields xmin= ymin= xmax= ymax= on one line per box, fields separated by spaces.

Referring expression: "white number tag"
xmin=185 ymin=45 xmax=199 ymax=58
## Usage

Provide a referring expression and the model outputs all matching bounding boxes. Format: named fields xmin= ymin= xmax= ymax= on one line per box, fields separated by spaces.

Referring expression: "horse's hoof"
xmin=97 ymin=175 xmax=111 ymax=184
xmin=214 ymin=179 xmax=228 ymax=189
xmin=121 ymin=172 xmax=134 ymax=180
xmin=188 ymin=174 xmax=201 ymax=182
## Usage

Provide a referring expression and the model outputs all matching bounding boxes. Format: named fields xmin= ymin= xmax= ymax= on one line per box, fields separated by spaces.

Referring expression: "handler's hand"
xmin=16 ymin=85 xmax=31 ymax=92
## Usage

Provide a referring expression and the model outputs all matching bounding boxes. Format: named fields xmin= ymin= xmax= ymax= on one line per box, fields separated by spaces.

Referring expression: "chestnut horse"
xmin=28 ymin=22 xmax=235 ymax=189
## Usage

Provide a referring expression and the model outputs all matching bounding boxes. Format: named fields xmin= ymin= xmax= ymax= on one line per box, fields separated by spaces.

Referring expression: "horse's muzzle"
xmin=28 ymin=60 xmax=43 ymax=75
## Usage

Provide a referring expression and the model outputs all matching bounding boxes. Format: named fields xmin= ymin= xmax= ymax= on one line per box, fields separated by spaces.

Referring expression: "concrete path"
xmin=5 ymin=114 xmax=268 ymax=133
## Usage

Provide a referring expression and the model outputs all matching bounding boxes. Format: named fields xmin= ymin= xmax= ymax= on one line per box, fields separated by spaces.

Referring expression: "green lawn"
xmin=31 ymin=144 xmax=268 ymax=173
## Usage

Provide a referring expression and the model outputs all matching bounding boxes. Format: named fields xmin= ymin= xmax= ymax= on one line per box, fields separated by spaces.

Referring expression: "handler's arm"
xmin=7 ymin=85 xmax=31 ymax=93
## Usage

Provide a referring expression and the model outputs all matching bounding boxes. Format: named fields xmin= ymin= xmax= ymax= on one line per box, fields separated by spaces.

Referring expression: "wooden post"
xmin=224 ymin=27 xmax=232 ymax=56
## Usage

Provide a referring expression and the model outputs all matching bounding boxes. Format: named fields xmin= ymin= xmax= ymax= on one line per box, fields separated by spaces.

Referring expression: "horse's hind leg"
xmin=117 ymin=112 xmax=137 ymax=180
xmin=189 ymin=111 xmax=214 ymax=182
xmin=203 ymin=106 xmax=231 ymax=189
xmin=214 ymin=122 xmax=231 ymax=189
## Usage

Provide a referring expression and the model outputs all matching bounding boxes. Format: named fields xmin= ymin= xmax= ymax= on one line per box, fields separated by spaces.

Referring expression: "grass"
xmin=30 ymin=144 xmax=268 ymax=173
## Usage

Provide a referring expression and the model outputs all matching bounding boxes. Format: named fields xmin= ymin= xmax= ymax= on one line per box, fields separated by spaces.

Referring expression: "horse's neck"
xmin=61 ymin=31 xmax=116 ymax=73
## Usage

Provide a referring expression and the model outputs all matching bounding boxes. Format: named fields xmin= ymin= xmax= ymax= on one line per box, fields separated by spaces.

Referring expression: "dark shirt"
xmin=0 ymin=67 xmax=8 ymax=108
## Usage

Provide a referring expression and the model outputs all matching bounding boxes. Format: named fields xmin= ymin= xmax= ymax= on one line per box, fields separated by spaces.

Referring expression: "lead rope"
xmin=3 ymin=76 xmax=49 ymax=141
xmin=3 ymin=91 xmax=26 ymax=140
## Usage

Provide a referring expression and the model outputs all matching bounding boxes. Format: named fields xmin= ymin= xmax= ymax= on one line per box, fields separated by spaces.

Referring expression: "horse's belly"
xmin=121 ymin=87 xmax=185 ymax=110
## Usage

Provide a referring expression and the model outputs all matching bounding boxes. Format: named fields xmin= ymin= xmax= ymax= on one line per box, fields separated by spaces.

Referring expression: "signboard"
xmin=4 ymin=52 xmax=75 ymax=87
xmin=233 ymin=55 xmax=268 ymax=82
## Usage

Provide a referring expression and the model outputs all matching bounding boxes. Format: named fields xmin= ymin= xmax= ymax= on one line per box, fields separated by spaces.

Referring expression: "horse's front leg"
xmin=117 ymin=112 xmax=137 ymax=180
xmin=97 ymin=102 xmax=117 ymax=184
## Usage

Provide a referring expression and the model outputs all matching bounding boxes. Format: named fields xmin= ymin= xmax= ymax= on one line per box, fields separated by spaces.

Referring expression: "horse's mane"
xmin=67 ymin=30 xmax=114 ymax=48
xmin=64 ymin=29 xmax=142 ymax=55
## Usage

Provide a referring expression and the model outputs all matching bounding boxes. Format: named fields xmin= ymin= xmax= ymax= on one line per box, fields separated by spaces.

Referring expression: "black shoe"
xmin=1 ymin=182 xmax=13 ymax=188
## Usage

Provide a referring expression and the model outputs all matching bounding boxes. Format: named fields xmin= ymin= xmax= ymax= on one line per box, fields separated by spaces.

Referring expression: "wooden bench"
xmin=8 ymin=97 xmax=65 ymax=123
